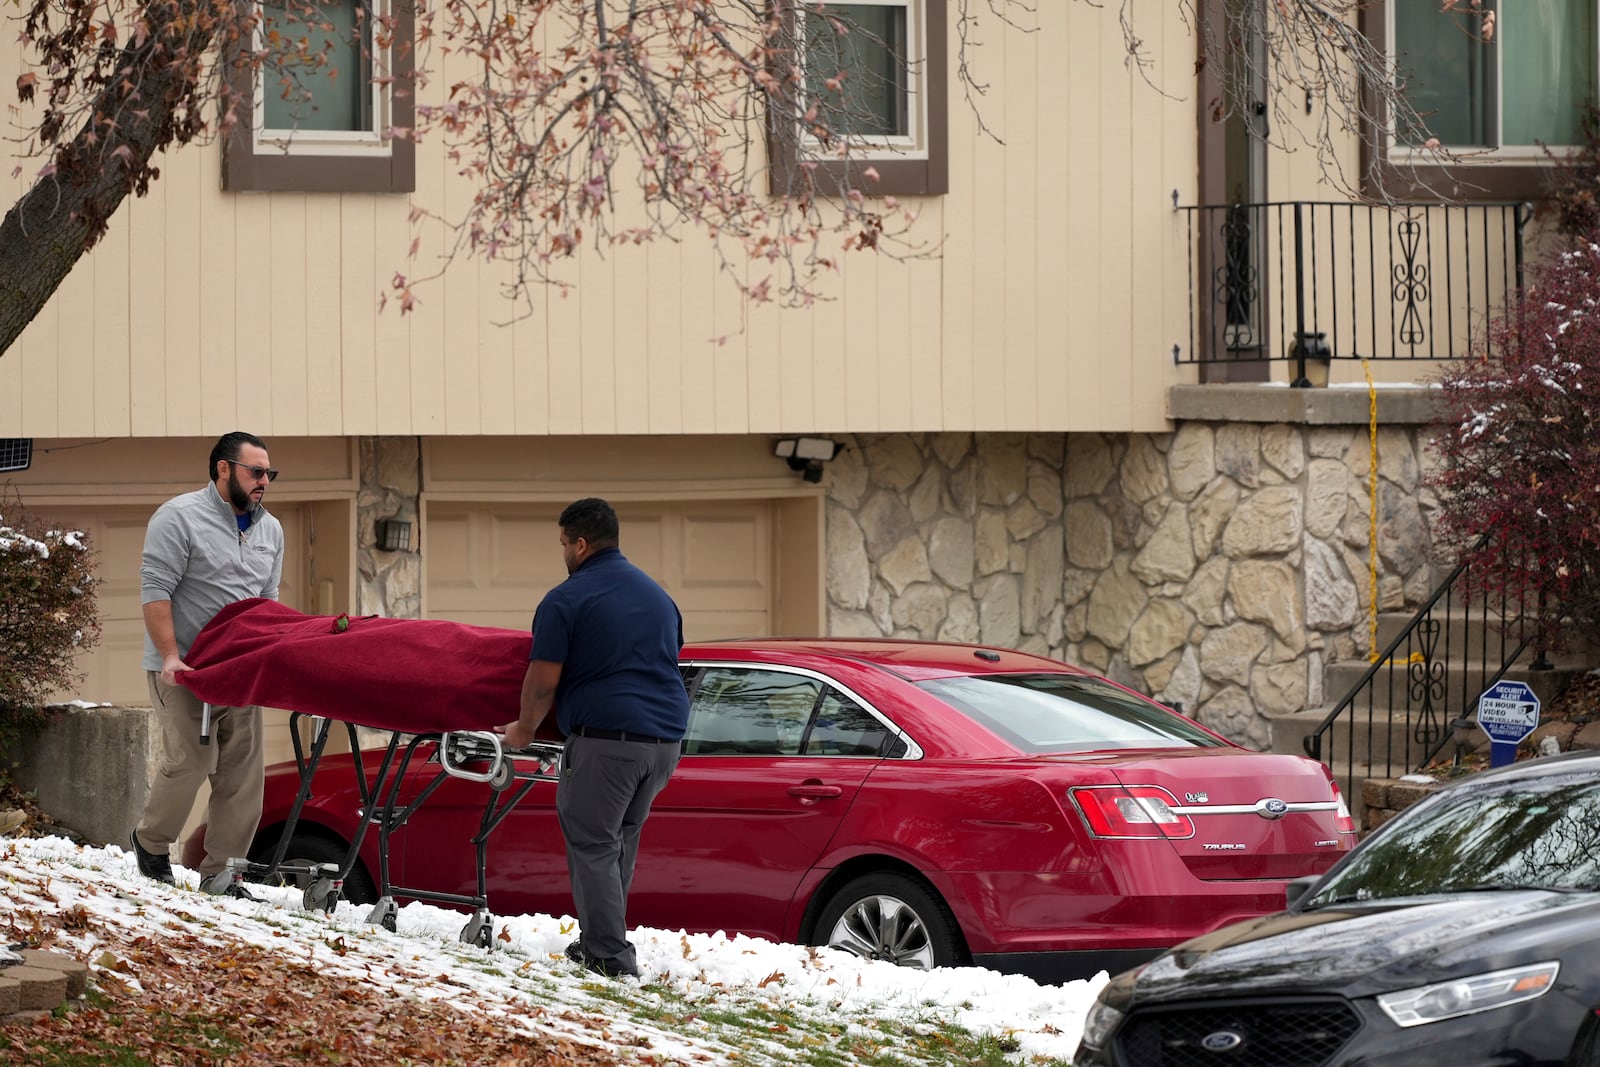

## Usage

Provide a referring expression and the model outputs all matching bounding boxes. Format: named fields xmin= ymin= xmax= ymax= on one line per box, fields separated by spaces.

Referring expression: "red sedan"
xmin=193 ymin=639 xmax=1356 ymax=981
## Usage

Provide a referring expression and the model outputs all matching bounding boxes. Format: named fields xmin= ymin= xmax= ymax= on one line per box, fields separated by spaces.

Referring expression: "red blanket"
xmin=181 ymin=598 xmax=530 ymax=733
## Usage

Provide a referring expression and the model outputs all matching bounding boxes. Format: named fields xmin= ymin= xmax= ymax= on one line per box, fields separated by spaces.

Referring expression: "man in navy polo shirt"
xmin=498 ymin=498 xmax=689 ymax=979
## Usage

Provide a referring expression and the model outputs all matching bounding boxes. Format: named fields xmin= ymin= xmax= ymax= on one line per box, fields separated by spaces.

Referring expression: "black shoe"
xmin=129 ymin=831 xmax=176 ymax=886
xmin=583 ymin=953 xmax=640 ymax=979
xmin=564 ymin=939 xmax=584 ymax=964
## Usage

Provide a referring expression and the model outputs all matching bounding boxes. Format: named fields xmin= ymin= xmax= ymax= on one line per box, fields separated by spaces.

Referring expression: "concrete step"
xmin=1321 ymin=662 xmax=1585 ymax=715
xmin=1268 ymin=706 xmax=1460 ymax=767
xmin=1370 ymin=610 xmax=1595 ymax=665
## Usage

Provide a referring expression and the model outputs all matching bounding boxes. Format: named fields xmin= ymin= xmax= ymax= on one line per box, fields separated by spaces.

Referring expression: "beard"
xmin=225 ymin=468 xmax=254 ymax=512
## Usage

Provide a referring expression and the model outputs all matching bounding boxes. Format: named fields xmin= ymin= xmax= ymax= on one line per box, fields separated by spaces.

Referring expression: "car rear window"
xmin=916 ymin=673 xmax=1225 ymax=754
xmin=1305 ymin=772 xmax=1600 ymax=905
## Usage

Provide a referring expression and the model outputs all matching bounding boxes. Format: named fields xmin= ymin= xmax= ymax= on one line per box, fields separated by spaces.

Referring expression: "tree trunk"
xmin=0 ymin=6 xmax=215 ymax=357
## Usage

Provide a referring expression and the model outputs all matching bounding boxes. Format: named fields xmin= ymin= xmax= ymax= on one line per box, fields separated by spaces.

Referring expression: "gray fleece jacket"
xmin=139 ymin=484 xmax=284 ymax=669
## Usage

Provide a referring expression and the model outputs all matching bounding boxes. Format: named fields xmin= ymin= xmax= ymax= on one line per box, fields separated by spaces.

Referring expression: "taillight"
xmin=1070 ymin=785 xmax=1195 ymax=839
xmin=1330 ymin=780 xmax=1357 ymax=835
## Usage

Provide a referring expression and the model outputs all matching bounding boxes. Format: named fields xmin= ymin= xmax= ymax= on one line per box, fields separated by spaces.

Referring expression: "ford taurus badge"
xmin=1255 ymin=797 xmax=1289 ymax=820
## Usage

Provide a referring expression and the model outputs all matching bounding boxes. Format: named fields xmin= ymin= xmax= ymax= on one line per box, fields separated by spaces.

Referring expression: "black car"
xmin=1075 ymin=750 xmax=1600 ymax=1067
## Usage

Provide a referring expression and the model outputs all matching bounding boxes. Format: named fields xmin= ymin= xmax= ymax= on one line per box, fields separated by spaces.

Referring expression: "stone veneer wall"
xmin=823 ymin=434 xmax=1070 ymax=654
xmin=824 ymin=389 xmax=1446 ymax=749
xmin=358 ymin=436 xmax=422 ymax=618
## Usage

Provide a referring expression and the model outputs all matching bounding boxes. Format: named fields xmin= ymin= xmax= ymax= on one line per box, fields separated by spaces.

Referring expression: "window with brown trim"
xmin=224 ymin=0 xmax=415 ymax=193
xmin=1363 ymin=0 xmax=1596 ymax=200
xmin=768 ymin=0 xmax=948 ymax=198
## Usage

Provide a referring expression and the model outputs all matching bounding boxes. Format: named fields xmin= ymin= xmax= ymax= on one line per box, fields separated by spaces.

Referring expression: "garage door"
xmin=39 ymin=503 xmax=305 ymax=706
xmin=425 ymin=501 xmax=773 ymax=640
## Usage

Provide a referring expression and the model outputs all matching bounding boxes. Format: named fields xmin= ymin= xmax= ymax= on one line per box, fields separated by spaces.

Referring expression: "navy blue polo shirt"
xmin=529 ymin=547 xmax=690 ymax=740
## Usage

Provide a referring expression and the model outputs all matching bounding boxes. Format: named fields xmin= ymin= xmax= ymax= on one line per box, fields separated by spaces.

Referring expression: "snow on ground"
xmin=1 ymin=836 xmax=1106 ymax=1063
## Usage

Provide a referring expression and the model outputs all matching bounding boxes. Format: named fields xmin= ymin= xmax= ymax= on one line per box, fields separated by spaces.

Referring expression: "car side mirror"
xmin=1284 ymin=874 xmax=1319 ymax=910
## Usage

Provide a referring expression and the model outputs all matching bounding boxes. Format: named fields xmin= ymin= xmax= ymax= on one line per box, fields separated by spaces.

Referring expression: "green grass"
xmin=1 ymin=974 xmax=1072 ymax=1067
xmin=552 ymin=971 xmax=1072 ymax=1067
xmin=0 ymin=993 xmax=245 ymax=1067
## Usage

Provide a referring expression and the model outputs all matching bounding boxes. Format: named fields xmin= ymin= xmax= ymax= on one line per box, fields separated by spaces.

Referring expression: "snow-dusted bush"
xmin=0 ymin=493 xmax=100 ymax=747
xmin=1430 ymin=240 xmax=1600 ymax=649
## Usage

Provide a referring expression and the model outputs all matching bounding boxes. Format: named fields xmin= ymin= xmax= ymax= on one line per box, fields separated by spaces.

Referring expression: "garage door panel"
xmin=426 ymin=500 xmax=774 ymax=639
xmin=618 ymin=513 xmax=666 ymax=578
xmin=691 ymin=609 xmax=770 ymax=641
xmin=680 ymin=511 xmax=769 ymax=605
xmin=32 ymin=505 xmax=153 ymax=706
xmin=424 ymin=511 xmax=476 ymax=589
xmin=94 ymin=515 xmax=153 ymax=618
xmin=488 ymin=509 xmax=564 ymax=586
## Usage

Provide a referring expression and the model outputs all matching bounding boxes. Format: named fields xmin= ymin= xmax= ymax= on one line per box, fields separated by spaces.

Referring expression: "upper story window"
xmin=224 ymin=0 xmax=415 ymax=193
xmin=801 ymin=1 xmax=914 ymax=146
xmin=771 ymin=0 xmax=948 ymax=198
xmin=1368 ymin=0 xmax=1595 ymax=198
xmin=261 ymin=0 xmax=375 ymax=136
xmin=1391 ymin=0 xmax=1595 ymax=156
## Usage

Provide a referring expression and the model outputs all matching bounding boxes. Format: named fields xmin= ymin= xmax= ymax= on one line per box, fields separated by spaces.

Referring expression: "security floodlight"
xmin=773 ymin=437 xmax=842 ymax=482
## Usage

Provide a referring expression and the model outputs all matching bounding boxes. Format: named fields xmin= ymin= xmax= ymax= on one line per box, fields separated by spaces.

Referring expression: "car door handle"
xmin=787 ymin=782 xmax=843 ymax=799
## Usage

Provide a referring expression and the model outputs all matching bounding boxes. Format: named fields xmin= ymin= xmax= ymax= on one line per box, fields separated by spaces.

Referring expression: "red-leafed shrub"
xmin=0 ymin=492 xmax=101 ymax=752
xmin=1430 ymin=240 xmax=1600 ymax=649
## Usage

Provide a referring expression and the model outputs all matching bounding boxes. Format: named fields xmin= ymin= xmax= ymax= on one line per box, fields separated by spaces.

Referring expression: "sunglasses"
xmin=228 ymin=459 xmax=280 ymax=483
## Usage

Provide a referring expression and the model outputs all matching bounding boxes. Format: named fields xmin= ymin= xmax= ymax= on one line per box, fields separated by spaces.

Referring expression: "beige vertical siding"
xmin=1064 ymin=1 xmax=1106 ymax=424
xmin=2 ymin=5 xmax=1206 ymax=439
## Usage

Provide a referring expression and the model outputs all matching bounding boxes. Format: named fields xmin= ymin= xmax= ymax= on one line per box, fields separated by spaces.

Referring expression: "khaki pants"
xmin=135 ymin=672 xmax=265 ymax=878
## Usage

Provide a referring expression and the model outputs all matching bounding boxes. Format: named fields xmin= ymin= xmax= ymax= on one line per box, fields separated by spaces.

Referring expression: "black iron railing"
xmin=1303 ymin=532 xmax=1549 ymax=807
xmin=1176 ymin=201 xmax=1532 ymax=381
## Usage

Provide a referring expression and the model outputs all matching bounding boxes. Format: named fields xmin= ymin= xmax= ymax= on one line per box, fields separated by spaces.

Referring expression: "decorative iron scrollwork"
xmin=1215 ymin=205 xmax=1259 ymax=350
xmin=1393 ymin=215 xmax=1430 ymax=348
xmin=1409 ymin=615 xmax=1445 ymax=749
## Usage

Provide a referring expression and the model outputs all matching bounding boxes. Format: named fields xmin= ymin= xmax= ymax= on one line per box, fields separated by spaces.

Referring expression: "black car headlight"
xmin=1376 ymin=962 xmax=1560 ymax=1027
xmin=1079 ymin=997 xmax=1126 ymax=1048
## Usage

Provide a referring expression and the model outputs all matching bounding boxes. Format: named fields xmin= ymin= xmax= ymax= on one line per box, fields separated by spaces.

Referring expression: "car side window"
xmin=684 ymin=668 xmax=822 ymax=756
xmin=804 ymin=688 xmax=891 ymax=757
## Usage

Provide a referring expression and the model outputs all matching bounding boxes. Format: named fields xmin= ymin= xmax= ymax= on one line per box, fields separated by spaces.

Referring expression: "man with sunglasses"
xmin=129 ymin=431 xmax=285 ymax=899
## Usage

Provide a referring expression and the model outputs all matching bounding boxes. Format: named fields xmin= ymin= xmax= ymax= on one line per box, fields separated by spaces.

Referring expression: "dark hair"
xmin=559 ymin=497 xmax=619 ymax=548
xmin=208 ymin=431 xmax=267 ymax=482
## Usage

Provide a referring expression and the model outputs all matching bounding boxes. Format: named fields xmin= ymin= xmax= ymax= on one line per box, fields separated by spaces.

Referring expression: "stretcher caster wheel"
xmin=461 ymin=909 xmax=494 ymax=949
xmin=367 ymin=897 xmax=399 ymax=933
xmin=489 ymin=758 xmax=514 ymax=792
xmin=303 ymin=878 xmax=341 ymax=915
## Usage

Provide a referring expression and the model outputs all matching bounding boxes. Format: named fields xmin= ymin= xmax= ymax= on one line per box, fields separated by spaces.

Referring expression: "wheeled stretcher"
xmin=181 ymin=598 xmax=558 ymax=946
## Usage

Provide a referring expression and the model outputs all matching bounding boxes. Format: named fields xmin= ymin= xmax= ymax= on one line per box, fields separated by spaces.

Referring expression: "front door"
xmin=1200 ymin=0 xmax=1270 ymax=381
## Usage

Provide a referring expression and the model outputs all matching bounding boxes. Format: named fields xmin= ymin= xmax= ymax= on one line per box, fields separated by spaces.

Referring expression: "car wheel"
xmin=814 ymin=872 xmax=966 ymax=970
xmin=250 ymin=831 xmax=378 ymax=906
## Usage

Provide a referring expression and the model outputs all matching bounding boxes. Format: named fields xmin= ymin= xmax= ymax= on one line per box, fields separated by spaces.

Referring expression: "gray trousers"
xmin=136 ymin=672 xmax=265 ymax=878
xmin=555 ymin=734 xmax=680 ymax=970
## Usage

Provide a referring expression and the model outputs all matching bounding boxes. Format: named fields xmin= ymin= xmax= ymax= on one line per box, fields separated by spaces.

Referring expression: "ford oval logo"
xmin=1255 ymin=797 xmax=1289 ymax=820
xmin=1201 ymin=1030 xmax=1244 ymax=1052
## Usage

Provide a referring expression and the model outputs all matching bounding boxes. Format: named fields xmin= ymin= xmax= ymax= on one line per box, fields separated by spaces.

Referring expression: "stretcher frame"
xmin=203 ymin=703 xmax=562 ymax=947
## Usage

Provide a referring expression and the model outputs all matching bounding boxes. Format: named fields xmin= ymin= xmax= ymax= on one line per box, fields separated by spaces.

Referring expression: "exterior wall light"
xmin=1289 ymin=331 xmax=1332 ymax=388
xmin=375 ymin=517 xmax=412 ymax=552
xmin=774 ymin=437 xmax=842 ymax=484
